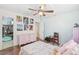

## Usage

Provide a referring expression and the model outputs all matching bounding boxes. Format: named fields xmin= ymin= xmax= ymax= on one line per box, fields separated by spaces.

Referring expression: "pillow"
xmin=62 ymin=44 xmax=79 ymax=55
xmin=59 ymin=40 xmax=77 ymax=54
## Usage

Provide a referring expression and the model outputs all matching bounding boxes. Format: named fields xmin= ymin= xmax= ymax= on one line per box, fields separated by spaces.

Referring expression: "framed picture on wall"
xmin=16 ymin=15 xmax=22 ymax=22
xmin=30 ymin=18 xmax=34 ymax=24
xmin=17 ymin=24 xmax=23 ymax=31
xmin=28 ymin=25 xmax=33 ymax=31
xmin=24 ymin=25 xmax=28 ymax=30
xmin=23 ymin=17 xmax=28 ymax=24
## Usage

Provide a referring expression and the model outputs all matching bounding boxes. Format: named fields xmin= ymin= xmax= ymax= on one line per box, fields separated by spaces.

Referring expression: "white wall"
xmin=41 ymin=10 xmax=79 ymax=44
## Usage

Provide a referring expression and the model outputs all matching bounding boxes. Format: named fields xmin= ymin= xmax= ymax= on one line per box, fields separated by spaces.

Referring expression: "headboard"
xmin=73 ymin=27 xmax=79 ymax=44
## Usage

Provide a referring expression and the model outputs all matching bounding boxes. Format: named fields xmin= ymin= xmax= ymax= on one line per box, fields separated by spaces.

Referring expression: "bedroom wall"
xmin=41 ymin=10 xmax=79 ymax=44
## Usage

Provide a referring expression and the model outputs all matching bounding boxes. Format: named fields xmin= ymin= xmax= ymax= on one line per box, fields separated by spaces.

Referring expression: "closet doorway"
xmin=35 ymin=22 xmax=40 ymax=41
xmin=2 ymin=16 xmax=14 ymax=49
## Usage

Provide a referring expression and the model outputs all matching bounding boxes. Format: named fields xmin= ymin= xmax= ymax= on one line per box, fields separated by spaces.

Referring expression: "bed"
xmin=57 ymin=39 xmax=79 ymax=55
xmin=58 ymin=27 xmax=79 ymax=55
xmin=19 ymin=41 xmax=58 ymax=55
xmin=19 ymin=27 xmax=79 ymax=55
xmin=19 ymin=40 xmax=79 ymax=55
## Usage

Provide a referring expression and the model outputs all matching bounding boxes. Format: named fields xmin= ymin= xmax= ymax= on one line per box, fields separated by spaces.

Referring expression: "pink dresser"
xmin=73 ymin=27 xmax=79 ymax=43
xmin=18 ymin=33 xmax=36 ymax=45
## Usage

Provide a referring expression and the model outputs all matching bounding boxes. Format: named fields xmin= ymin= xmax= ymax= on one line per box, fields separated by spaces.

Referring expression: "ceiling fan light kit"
xmin=28 ymin=5 xmax=54 ymax=16
xmin=39 ymin=12 xmax=45 ymax=16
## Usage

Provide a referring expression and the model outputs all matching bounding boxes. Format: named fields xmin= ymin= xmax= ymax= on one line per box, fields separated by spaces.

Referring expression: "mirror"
xmin=2 ymin=16 xmax=13 ymax=42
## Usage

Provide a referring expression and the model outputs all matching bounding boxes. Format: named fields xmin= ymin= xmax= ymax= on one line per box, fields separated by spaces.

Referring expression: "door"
xmin=35 ymin=22 xmax=40 ymax=40
xmin=0 ymin=16 xmax=2 ymax=50
xmin=39 ymin=21 xmax=44 ymax=40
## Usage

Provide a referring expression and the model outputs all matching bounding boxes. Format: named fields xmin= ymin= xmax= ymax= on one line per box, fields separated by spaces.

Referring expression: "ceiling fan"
xmin=28 ymin=4 xmax=54 ymax=16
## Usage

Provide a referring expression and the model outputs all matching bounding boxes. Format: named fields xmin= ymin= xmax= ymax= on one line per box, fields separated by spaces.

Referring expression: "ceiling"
xmin=0 ymin=4 xmax=79 ymax=15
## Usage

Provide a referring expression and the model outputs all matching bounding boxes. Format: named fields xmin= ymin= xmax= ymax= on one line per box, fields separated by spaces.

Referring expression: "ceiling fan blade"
xmin=28 ymin=8 xmax=37 ymax=11
xmin=33 ymin=12 xmax=39 ymax=16
xmin=43 ymin=10 xmax=54 ymax=13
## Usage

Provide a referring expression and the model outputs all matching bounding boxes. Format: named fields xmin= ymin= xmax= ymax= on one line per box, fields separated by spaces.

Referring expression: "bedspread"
xmin=19 ymin=41 xmax=58 ymax=55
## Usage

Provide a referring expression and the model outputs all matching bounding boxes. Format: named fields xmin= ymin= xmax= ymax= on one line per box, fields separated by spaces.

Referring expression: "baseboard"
xmin=20 ymin=41 xmax=36 ymax=47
